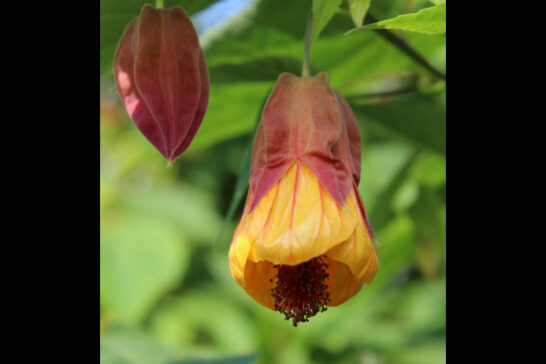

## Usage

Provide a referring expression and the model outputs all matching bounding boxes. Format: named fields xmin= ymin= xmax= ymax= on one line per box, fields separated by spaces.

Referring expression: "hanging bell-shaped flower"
xmin=229 ymin=73 xmax=379 ymax=326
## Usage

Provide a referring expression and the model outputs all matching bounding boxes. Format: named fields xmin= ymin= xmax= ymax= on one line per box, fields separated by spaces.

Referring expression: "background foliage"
xmin=100 ymin=0 xmax=446 ymax=363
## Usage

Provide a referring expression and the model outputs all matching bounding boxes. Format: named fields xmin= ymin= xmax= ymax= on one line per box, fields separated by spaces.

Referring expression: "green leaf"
xmin=311 ymin=0 xmax=343 ymax=43
xmin=188 ymin=82 xmax=274 ymax=152
xmin=346 ymin=3 xmax=446 ymax=35
xmin=348 ymin=0 xmax=371 ymax=27
xmin=336 ymin=71 xmax=420 ymax=98
xmin=101 ymin=330 xmax=182 ymax=364
xmin=100 ymin=215 xmax=191 ymax=325
xmin=208 ymin=57 xmax=302 ymax=83
xmin=350 ymin=94 xmax=446 ymax=155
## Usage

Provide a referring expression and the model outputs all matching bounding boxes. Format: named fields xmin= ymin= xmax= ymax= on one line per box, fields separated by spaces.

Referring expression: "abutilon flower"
xmin=229 ymin=73 xmax=379 ymax=326
xmin=114 ymin=5 xmax=209 ymax=163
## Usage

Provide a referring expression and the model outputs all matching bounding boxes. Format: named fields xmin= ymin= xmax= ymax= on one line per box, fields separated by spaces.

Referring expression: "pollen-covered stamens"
xmin=270 ymin=256 xmax=330 ymax=327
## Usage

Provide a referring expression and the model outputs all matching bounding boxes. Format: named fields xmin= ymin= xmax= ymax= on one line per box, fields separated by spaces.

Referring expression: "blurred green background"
xmin=100 ymin=0 xmax=446 ymax=363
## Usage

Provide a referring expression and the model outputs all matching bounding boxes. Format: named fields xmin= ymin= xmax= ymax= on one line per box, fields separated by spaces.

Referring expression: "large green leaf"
xmin=201 ymin=0 xmax=311 ymax=65
xmin=187 ymin=82 xmax=274 ymax=152
xmin=346 ymin=3 xmax=446 ymax=35
xmin=350 ymin=94 xmax=446 ymax=155
xmin=100 ymin=215 xmax=191 ymax=325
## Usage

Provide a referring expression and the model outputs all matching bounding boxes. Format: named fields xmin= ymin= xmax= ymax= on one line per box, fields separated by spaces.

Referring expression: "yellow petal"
xmin=228 ymin=232 xmax=252 ymax=288
xmin=244 ymin=161 xmax=357 ymax=266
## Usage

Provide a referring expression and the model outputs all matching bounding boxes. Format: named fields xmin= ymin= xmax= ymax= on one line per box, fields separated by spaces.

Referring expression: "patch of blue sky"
xmin=191 ymin=0 xmax=255 ymax=36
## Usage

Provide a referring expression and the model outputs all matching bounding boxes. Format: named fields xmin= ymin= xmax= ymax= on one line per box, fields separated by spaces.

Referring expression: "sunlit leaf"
xmin=346 ymin=3 xmax=446 ymax=35
xmin=311 ymin=0 xmax=343 ymax=43
xmin=348 ymin=0 xmax=371 ymax=27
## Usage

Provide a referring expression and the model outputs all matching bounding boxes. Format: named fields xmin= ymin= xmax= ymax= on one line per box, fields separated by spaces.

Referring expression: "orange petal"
xmin=241 ymin=260 xmax=276 ymax=310
xmin=324 ymin=257 xmax=363 ymax=306
xmin=326 ymin=187 xmax=379 ymax=284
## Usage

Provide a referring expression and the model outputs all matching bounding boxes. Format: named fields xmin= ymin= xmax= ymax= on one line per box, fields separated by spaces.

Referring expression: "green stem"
xmin=302 ymin=12 xmax=313 ymax=77
xmin=156 ymin=0 xmax=164 ymax=9
xmin=346 ymin=85 xmax=418 ymax=100
xmin=365 ymin=13 xmax=446 ymax=80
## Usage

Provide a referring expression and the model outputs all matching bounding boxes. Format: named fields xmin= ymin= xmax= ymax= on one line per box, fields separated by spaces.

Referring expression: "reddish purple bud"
xmin=114 ymin=5 xmax=209 ymax=163
xmin=250 ymin=72 xmax=362 ymax=211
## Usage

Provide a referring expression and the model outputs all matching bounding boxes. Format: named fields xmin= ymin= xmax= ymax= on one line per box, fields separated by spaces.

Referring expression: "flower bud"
xmin=229 ymin=73 xmax=378 ymax=326
xmin=114 ymin=5 xmax=209 ymax=163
